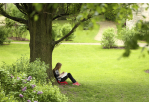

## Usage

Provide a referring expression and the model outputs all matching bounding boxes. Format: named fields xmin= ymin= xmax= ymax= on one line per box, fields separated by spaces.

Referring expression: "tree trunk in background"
xmin=28 ymin=10 xmax=55 ymax=82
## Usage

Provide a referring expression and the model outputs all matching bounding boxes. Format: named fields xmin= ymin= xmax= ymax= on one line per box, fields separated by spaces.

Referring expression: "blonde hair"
xmin=53 ymin=62 xmax=62 ymax=73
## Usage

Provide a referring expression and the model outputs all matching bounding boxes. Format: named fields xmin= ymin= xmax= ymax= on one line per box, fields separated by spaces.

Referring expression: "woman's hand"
xmin=60 ymin=72 xmax=64 ymax=75
xmin=59 ymin=72 xmax=64 ymax=77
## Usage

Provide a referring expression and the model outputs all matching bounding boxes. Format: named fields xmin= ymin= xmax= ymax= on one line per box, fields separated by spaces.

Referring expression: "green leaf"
xmin=101 ymin=7 xmax=106 ymax=12
xmin=30 ymin=11 xmax=36 ymax=18
xmin=33 ymin=3 xmax=43 ymax=12
xmin=96 ymin=6 xmax=102 ymax=13
xmin=142 ymin=15 xmax=146 ymax=19
xmin=34 ymin=15 xmax=39 ymax=21
xmin=145 ymin=7 xmax=149 ymax=10
xmin=104 ymin=4 xmax=108 ymax=8
xmin=132 ymin=4 xmax=139 ymax=10
xmin=112 ymin=4 xmax=118 ymax=10
xmin=53 ymin=3 xmax=59 ymax=9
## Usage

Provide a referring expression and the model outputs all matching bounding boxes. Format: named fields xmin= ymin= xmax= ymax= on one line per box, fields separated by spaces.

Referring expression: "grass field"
xmin=0 ymin=43 xmax=149 ymax=102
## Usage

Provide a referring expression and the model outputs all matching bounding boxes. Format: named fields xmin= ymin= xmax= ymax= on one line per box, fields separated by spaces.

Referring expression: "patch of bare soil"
xmin=145 ymin=70 xmax=149 ymax=73
xmin=8 ymin=37 xmax=29 ymax=41
xmin=103 ymin=46 xmax=125 ymax=49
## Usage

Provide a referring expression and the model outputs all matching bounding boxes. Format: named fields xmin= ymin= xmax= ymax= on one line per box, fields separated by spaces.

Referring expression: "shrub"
xmin=0 ymin=68 xmax=14 ymax=94
xmin=0 ymin=68 xmax=68 ymax=102
xmin=0 ymin=26 xmax=7 ymax=45
xmin=101 ymin=28 xmax=116 ymax=48
xmin=7 ymin=23 xmax=28 ymax=39
xmin=118 ymin=27 xmax=138 ymax=48
xmin=0 ymin=86 xmax=18 ymax=102
xmin=0 ymin=69 xmax=37 ymax=101
xmin=1 ymin=56 xmax=49 ymax=84
xmin=61 ymin=23 xmax=76 ymax=41
xmin=4 ymin=38 xmax=12 ymax=44
xmin=52 ymin=23 xmax=62 ymax=40
xmin=0 ymin=69 xmax=39 ymax=102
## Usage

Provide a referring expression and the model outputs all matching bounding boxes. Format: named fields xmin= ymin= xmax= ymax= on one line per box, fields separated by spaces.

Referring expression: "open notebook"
xmin=59 ymin=72 xmax=68 ymax=78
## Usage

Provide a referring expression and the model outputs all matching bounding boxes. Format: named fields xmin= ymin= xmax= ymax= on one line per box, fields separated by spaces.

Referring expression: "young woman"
xmin=53 ymin=62 xmax=80 ymax=86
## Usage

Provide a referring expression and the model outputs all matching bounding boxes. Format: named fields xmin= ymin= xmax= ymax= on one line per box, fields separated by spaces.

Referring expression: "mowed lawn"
xmin=0 ymin=44 xmax=149 ymax=102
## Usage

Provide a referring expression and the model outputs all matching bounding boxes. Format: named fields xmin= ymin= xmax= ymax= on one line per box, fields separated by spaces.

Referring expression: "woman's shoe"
xmin=73 ymin=82 xmax=80 ymax=86
xmin=77 ymin=82 xmax=81 ymax=85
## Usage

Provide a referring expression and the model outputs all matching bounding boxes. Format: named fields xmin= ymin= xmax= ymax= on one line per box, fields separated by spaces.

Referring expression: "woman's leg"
xmin=60 ymin=76 xmax=68 ymax=82
xmin=67 ymin=73 xmax=76 ymax=83
xmin=61 ymin=73 xmax=77 ymax=83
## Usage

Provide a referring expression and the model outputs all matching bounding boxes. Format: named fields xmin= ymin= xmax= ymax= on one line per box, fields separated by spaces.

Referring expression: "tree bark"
xmin=28 ymin=10 xmax=55 ymax=83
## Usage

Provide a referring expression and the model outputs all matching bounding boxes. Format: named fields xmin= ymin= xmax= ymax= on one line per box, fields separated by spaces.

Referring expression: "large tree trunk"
xmin=28 ymin=10 xmax=55 ymax=83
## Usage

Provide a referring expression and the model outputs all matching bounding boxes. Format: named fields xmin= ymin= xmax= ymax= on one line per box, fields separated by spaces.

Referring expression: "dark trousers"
xmin=61 ymin=73 xmax=76 ymax=83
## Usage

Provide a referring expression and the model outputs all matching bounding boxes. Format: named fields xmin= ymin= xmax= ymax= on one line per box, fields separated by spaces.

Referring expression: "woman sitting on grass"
xmin=53 ymin=62 xmax=80 ymax=86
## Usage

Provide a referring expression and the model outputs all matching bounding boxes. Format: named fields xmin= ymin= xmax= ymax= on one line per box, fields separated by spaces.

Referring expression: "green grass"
xmin=0 ymin=43 xmax=149 ymax=102
xmin=0 ymin=44 xmax=30 ymax=65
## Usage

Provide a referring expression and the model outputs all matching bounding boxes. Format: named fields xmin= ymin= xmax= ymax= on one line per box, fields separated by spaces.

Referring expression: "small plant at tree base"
xmin=101 ymin=28 xmax=116 ymax=49
xmin=61 ymin=23 xmax=76 ymax=41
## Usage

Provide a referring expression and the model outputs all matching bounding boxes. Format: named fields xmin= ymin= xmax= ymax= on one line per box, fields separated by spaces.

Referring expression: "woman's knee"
xmin=68 ymin=73 xmax=71 ymax=77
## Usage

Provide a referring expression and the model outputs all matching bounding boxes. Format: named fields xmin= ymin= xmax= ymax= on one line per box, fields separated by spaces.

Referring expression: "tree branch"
xmin=14 ymin=3 xmax=27 ymax=15
xmin=0 ymin=7 xmax=27 ymax=24
xmin=21 ymin=3 xmax=28 ymax=10
xmin=66 ymin=3 xmax=69 ymax=13
xmin=54 ymin=15 xmax=92 ymax=45
xmin=53 ymin=13 xmax=70 ymax=20
xmin=25 ymin=3 xmax=33 ymax=14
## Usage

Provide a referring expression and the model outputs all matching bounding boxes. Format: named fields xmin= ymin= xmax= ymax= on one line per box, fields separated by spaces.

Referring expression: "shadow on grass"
xmin=59 ymin=82 xmax=149 ymax=102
